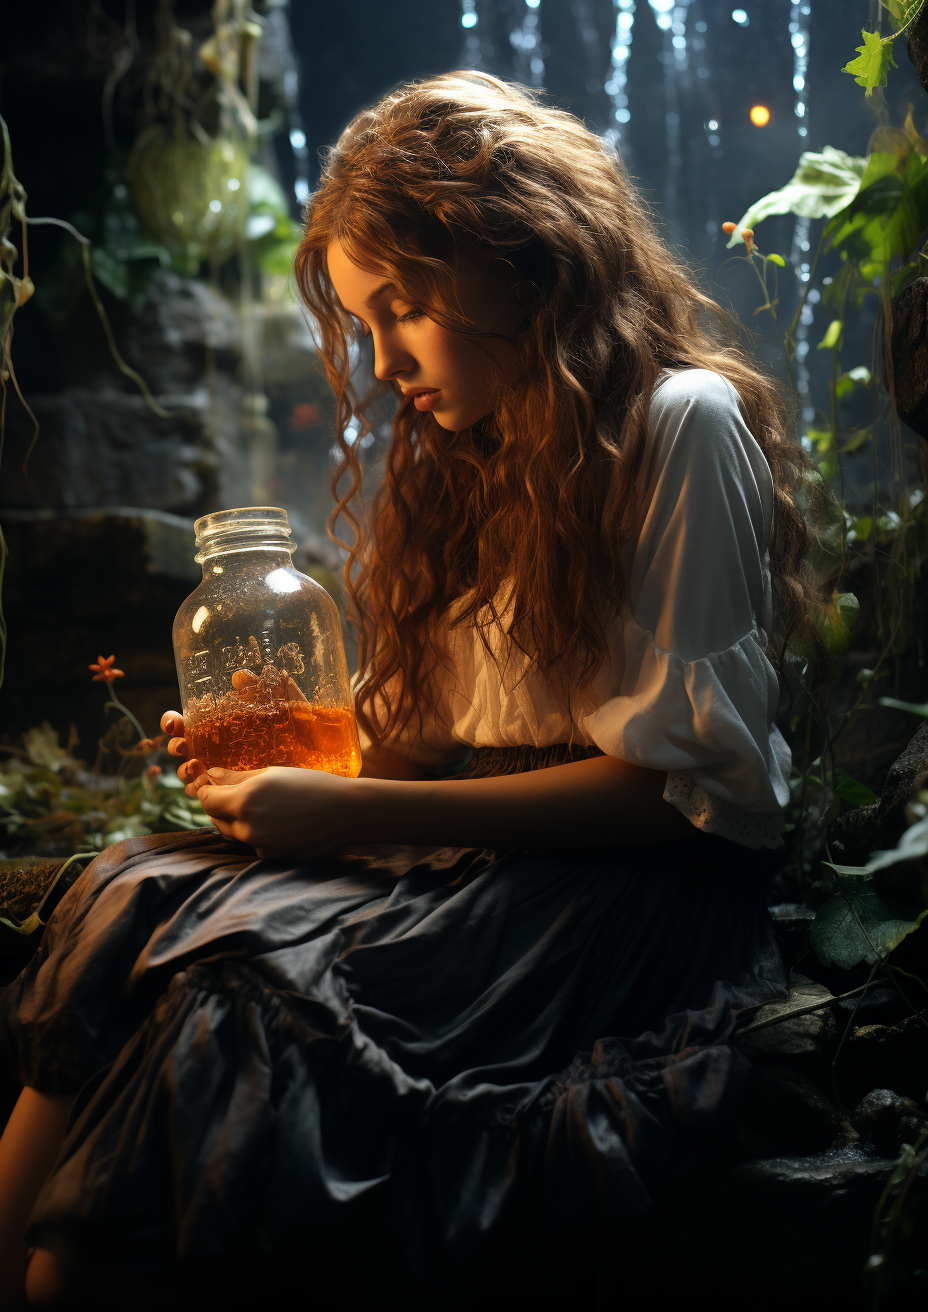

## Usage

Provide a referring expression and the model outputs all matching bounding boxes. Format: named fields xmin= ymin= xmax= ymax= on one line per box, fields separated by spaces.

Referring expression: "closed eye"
xmin=398 ymin=307 xmax=425 ymax=323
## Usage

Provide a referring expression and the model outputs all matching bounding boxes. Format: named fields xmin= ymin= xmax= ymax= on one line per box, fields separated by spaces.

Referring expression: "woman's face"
xmin=326 ymin=239 xmax=526 ymax=432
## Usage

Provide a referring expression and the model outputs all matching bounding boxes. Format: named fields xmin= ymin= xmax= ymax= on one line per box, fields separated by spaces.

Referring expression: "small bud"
xmin=722 ymin=221 xmax=737 ymax=233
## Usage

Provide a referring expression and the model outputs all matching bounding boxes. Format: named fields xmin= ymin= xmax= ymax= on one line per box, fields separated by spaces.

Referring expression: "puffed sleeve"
xmin=579 ymin=368 xmax=792 ymax=849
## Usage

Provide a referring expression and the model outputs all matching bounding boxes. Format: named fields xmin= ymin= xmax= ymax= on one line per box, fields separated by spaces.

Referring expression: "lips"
xmin=410 ymin=389 xmax=440 ymax=412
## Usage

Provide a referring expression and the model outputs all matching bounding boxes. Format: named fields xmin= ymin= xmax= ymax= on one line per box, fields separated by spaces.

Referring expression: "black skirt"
xmin=0 ymin=761 xmax=788 ymax=1286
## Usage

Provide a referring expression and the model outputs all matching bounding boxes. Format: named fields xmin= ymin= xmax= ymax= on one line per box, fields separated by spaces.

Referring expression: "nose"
xmin=371 ymin=329 xmax=414 ymax=384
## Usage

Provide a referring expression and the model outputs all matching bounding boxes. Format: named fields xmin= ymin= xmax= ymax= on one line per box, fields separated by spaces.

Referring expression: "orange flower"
xmin=145 ymin=765 xmax=163 ymax=781
xmin=135 ymin=736 xmax=165 ymax=755
xmin=722 ymin=221 xmax=737 ymax=234
xmin=89 ymin=655 xmax=125 ymax=684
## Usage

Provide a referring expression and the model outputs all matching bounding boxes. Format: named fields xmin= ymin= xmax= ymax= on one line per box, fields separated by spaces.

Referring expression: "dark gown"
xmin=0 ymin=744 xmax=789 ymax=1296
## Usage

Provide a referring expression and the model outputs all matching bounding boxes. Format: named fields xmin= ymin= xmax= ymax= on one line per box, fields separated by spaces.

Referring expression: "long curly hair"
xmin=293 ymin=70 xmax=821 ymax=756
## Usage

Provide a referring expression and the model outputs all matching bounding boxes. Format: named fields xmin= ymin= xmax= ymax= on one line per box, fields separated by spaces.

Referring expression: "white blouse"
xmin=354 ymin=367 xmax=792 ymax=849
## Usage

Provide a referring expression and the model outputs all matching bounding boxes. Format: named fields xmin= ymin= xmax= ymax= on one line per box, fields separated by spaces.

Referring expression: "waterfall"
xmin=789 ymin=2 xmax=814 ymax=423
xmin=511 ymin=0 xmax=545 ymax=89
xmin=461 ymin=0 xmax=490 ymax=69
xmin=604 ymin=0 xmax=636 ymax=156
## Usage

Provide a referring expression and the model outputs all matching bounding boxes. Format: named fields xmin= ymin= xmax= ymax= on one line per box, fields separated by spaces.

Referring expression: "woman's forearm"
xmin=354 ymin=753 xmax=697 ymax=849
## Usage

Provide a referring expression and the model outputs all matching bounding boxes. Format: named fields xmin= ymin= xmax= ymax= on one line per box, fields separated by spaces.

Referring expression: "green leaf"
xmin=767 ymin=253 xmax=786 ymax=267
xmin=103 ymin=815 xmax=152 ymax=845
xmin=842 ymin=29 xmax=898 ymax=98
xmin=834 ymin=769 xmax=878 ymax=810
xmin=817 ymin=319 xmax=844 ymax=350
xmin=252 ymin=235 xmax=302 ymax=277
xmin=162 ymin=803 xmax=209 ymax=831
xmin=824 ymin=128 xmax=928 ymax=266
xmin=810 ymin=886 xmax=926 ymax=968
xmin=835 ymin=366 xmax=872 ymax=400
xmin=883 ymin=0 xmax=925 ymax=29
xmin=850 ymin=514 xmax=871 ymax=545
xmin=727 ymin=147 xmax=867 ymax=245
xmin=90 ymin=246 xmax=129 ymax=300
xmin=892 ymin=261 xmax=924 ymax=297
xmin=806 ymin=426 xmax=834 ymax=452
xmin=842 ymin=428 xmax=873 ymax=453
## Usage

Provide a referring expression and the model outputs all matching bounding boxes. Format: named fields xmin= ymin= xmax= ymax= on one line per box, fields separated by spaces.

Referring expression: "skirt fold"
xmin=0 ymin=828 xmax=788 ymax=1273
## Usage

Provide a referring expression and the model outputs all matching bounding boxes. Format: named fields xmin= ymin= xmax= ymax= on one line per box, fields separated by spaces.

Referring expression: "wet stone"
xmin=734 ymin=973 xmax=836 ymax=1067
xmin=851 ymin=1088 xmax=925 ymax=1154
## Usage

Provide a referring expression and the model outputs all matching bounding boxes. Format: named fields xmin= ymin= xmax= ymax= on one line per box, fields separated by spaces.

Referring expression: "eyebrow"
xmin=339 ymin=279 xmax=400 ymax=320
xmin=366 ymin=280 xmax=397 ymax=306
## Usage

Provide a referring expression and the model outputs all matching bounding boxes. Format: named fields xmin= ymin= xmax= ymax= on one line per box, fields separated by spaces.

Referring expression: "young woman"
xmin=0 ymin=71 xmax=815 ymax=1306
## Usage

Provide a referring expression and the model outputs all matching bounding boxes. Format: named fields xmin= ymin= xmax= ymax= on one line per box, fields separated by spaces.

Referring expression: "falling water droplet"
xmin=790 ymin=1 xmax=814 ymax=407
xmin=510 ymin=0 xmax=546 ymax=88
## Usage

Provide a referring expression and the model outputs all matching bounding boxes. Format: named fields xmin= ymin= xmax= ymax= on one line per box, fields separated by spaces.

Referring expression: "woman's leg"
xmin=0 ymin=1089 xmax=74 ymax=1310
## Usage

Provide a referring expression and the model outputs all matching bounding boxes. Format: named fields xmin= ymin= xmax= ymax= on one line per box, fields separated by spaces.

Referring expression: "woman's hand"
xmin=160 ymin=709 xmax=203 ymax=787
xmin=189 ymin=766 xmax=359 ymax=860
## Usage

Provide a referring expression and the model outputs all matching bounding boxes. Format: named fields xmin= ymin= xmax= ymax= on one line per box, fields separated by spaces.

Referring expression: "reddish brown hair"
xmin=294 ymin=70 xmax=819 ymax=755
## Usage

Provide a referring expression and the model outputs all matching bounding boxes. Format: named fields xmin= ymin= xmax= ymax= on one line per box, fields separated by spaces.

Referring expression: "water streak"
xmin=604 ymin=0 xmax=636 ymax=154
xmin=789 ymin=2 xmax=814 ymax=423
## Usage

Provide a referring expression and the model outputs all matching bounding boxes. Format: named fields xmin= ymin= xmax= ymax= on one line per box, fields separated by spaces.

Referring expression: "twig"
xmin=734 ymin=978 xmax=882 ymax=1039
xmin=882 ymin=962 xmax=928 ymax=1031
xmin=24 ymin=217 xmax=185 ymax=421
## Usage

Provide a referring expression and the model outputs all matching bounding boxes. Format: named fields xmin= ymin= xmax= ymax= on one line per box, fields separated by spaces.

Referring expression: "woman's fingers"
xmin=168 ymin=736 xmax=193 ymax=760
xmin=195 ymin=782 xmax=243 ymax=819
xmin=185 ymin=767 xmax=265 ymax=798
xmin=179 ymin=757 xmax=205 ymax=787
xmin=161 ymin=711 xmax=185 ymax=738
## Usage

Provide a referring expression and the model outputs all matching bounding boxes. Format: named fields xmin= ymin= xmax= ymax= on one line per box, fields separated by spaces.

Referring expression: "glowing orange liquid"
xmin=187 ymin=701 xmax=361 ymax=776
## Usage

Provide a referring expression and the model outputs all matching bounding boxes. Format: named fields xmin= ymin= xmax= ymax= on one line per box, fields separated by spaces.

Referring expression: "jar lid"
xmin=194 ymin=506 xmax=296 ymax=562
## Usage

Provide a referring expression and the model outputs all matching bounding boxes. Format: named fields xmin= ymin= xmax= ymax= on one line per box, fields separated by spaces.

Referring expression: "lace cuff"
xmin=663 ymin=771 xmax=785 ymax=850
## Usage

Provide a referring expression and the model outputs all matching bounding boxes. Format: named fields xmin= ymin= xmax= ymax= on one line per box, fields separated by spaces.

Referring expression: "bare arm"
xmin=352 ymin=752 xmax=697 ymax=849
xmin=190 ymin=750 xmax=698 ymax=857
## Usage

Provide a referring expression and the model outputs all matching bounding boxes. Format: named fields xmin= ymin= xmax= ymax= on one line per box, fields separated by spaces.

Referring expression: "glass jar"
xmin=172 ymin=507 xmax=361 ymax=777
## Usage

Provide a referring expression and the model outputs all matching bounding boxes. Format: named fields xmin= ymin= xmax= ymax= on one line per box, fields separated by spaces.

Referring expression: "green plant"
xmin=721 ymin=5 xmax=928 ymax=1041
xmin=0 ymin=719 xmax=206 ymax=861
xmin=866 ymin=1126 xmax=928 ymax=1306
xmin=843 ymin=1 xmax=927 ymax=98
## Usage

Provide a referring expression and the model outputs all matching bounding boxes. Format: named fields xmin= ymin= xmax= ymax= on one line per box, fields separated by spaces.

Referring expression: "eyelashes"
xmin=352 ymin=307 xmax=425 ymax=338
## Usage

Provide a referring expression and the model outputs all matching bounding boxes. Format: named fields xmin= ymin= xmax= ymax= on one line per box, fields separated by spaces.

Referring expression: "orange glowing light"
xmin=749 ymin=105 xmax=771 ymax=127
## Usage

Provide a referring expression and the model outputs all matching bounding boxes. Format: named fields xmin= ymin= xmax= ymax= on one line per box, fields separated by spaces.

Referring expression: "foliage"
xmin=729 ymin=147 xmax=868 ymax=239
xmin=843 ymin=1 xmax=927 ymax=97
xmin=867 ymin=1127 xmax=928 ymax=1307
xmin=724 ymin=5 xmax=928 ymax=1018
xmin=245 ymin=165 xmax=304 ymax=277
xmin=813 ymin=849 xmax=928 ymax=970
xmin=0 ymin=721 xmax=206 ymax=858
